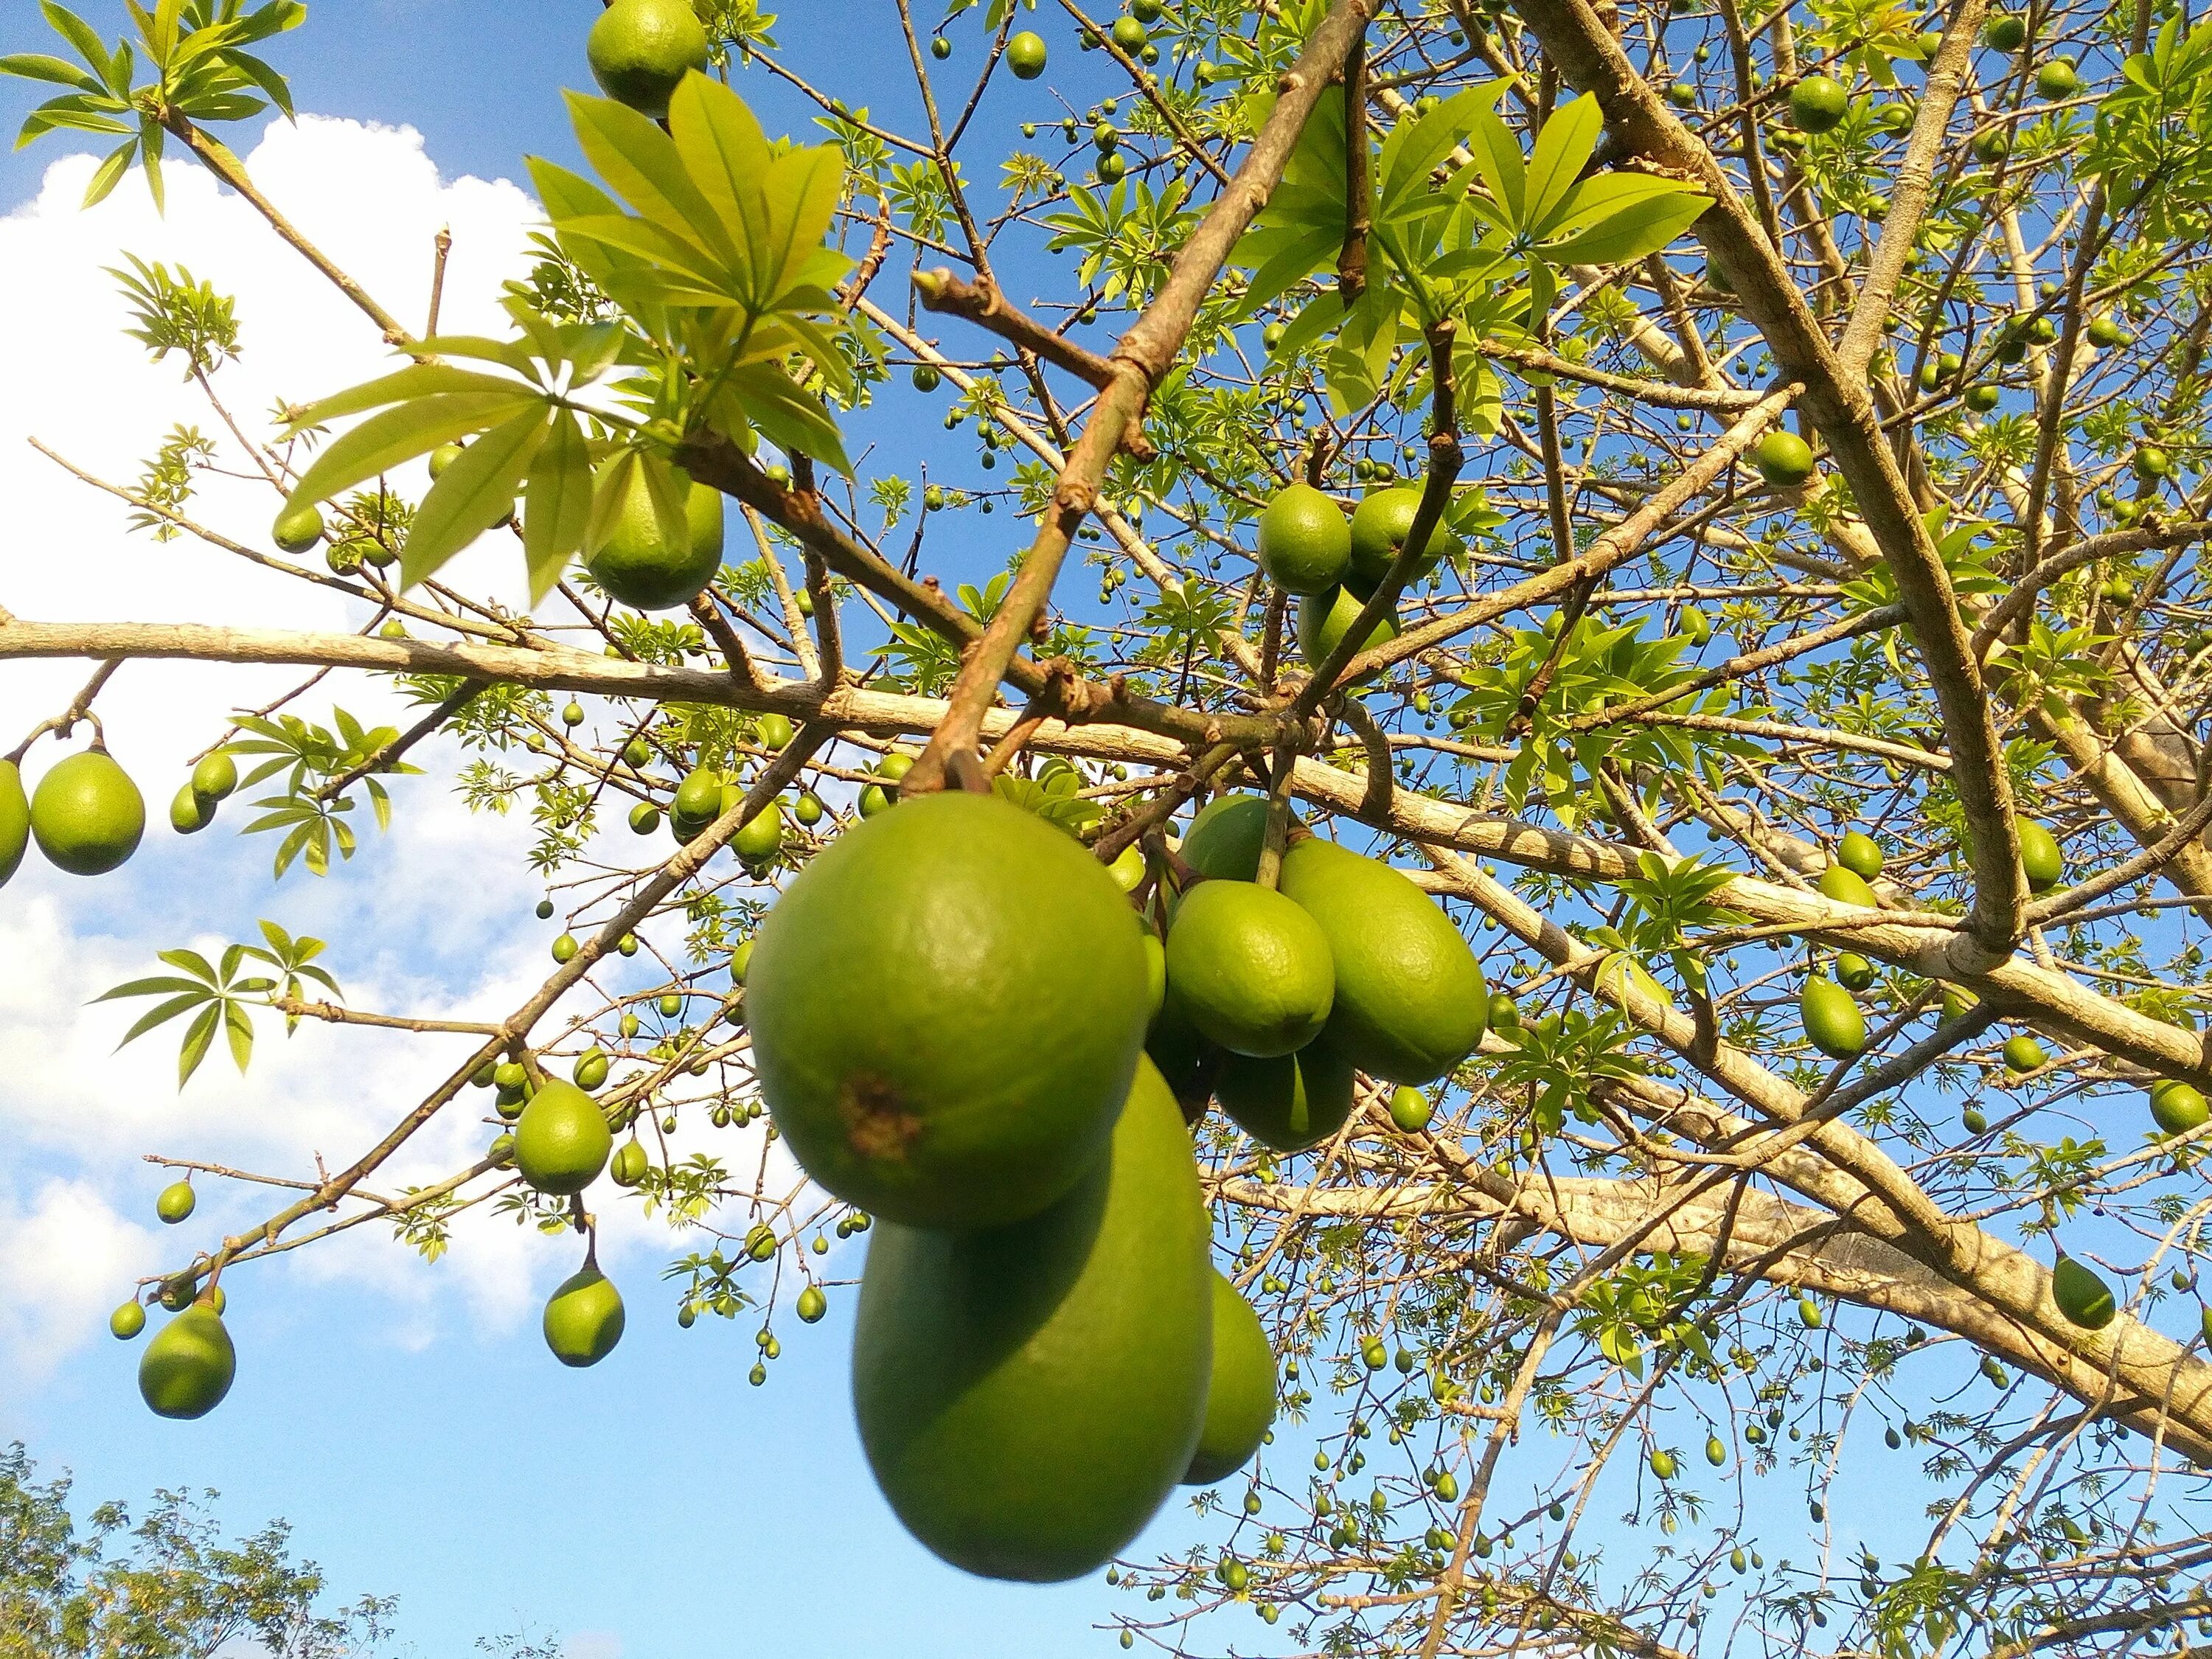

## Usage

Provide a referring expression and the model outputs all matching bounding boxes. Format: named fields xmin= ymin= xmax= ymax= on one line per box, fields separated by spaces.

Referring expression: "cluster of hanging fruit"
xmin=740 ymin=785 xmax=1492 ymax=1581
xmin=1255 ymin=481 xmax=1465 ymax=673
xmin=0 ymin=732 xmax=252 ymax=895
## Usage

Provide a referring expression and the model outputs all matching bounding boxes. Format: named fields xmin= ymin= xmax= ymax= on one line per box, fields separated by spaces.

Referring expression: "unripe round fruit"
xmin=630 ymin=802 xmax=662 ymax=835
xmin=1982 ymin=11 xmax=2027 ymax=49
xmin=2151 ymin=1079 xmax=2210 ymax=1135
xmin=513 ymin=1079 xmax=613 ymax=1194
xmin=2003 ymin=1033 xmax=2046 ymax=1074
xmin=1256 ymin=483 xmax=1352 ymax=595
xmin=1752 ymin=431 xmax=1815 ymax=487
xmin=1788 ymin=74 xmax=1848 ymax=133
xmin=170 ymin=783 xmax=214 ymax=835
xmin=1112 ymin=15 xmax=1146 ymax=49
xmin=111 ymin=1299 xmax=146 ymax=1340
xmin=1347 ymin=484 xmax=1462 ymax=588
xmin=156 ymin=1180 xmax=196 ymax=1225
xmin=1388 ymin=1084 xmax=1433 ymax=1133
xmin=272 ymin=502 xmax=324 ymax=553
xmin=586 ymin=466 xmax=726 ymax=611
xmin=0 ymin=761 xmax=27 ymax=889
xmin=138 ymin=1305 xmax=235 ymax=1419
xmin=1008 ymin=30 xmax=1048 ymax=78
xmin=427 ymin=443 xmax=464 ymax=480
xmin=31 ymin=749 xmax=145 ymax=876
xmin=1165 ymin=880 xmax=1336 ymax=1058
xmin=1837 ymin=829 xmax=1884 ymax=881
xmin=190 ymin=750 xmax=237 ymax=802
xmin=587 ymin=0 xmax=712 ymax=119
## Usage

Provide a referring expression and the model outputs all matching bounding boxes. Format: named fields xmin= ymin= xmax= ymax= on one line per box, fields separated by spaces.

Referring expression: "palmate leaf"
xmin=524 ymin=409 xmax=594 ymax=603
xmin=1524 ymin=95 xmax=1603 ymax=230
xmin=283 ymin=389 xmax=546 ymax=514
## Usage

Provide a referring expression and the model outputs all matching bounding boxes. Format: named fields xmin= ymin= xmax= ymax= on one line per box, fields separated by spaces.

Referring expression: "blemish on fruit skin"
xmin=841 ymin=1074 xmax=922 ymax=1162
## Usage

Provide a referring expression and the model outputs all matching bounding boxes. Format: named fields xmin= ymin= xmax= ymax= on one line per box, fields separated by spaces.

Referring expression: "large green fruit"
xmin=2051 ymin=1255 xmax=2115 ymax=1330
xmin=1752 ymin=431 xmax=1815 ymax=487
xmin=852 ymin=1059 xmax=1211 ymax=1581
xmin=1801 ymin=975 xmax=1866 ymax=1060
xmin=138 ymin=1305 xmax=235 ymax=1419
xmin=1183 ymin=793 xmax=1272 ymax=881
xmin=734 ymin=800 xmax=785 ymax=863
xmin=1183 ymin=1270 xmax=1276 ymax=1485
xmin=2151 ymin=1079 xmax=2210 ymax=1135
xmin=1256 ymin=483 xmax=1352 ymax=595
xmin=1788 ymin=74 xmax=1848 ymax=132
xmin=1214 ymin=1038 xmax=1355 ymax=1151
xmin=0 ymin=760 xmax=27 ymax=888
xmin=585 ymin=465 xmax=726 ymax=611
xmin=1818 ymin=863 xmax=1879 ymax=908
xmin=1346 ymin=484 xmax=1461 ymax=588
xmin=2017 ymin=820 xmax=2064 ymax=891
xmin=1146 ymin=995 xmax=1223 ymax=1118
xmin=748 ymin=790 xmax=1150 ymax=1228
xmin=30 ymin=750 xmax=145 ymax=876
xmin=1166 ymin=880 xmax=1335 ymax=1057
xmin=586 ymin=0 xmax=712 ymax=119
xmin=544 ymin=1265 xmax=627 ymax=1366
xmin=513 ymin=1079 xmax=612 ymax=1194
xmin=1298 ymin=587 xmax=1398 ymax=671
xmin=1279 ymin=838 xmax=1487 ymax=1084
xmin=1837 ymin=830 xmax=1884 ymax=881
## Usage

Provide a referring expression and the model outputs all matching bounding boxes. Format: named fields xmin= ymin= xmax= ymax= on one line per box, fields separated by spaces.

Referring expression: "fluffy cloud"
xmin=0 ymin=114 xmax=691 ymax=1397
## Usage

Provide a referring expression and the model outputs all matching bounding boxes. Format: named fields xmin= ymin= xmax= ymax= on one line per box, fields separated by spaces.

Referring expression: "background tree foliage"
xmin=15 ymin=0 xmax=2212 ymax=1654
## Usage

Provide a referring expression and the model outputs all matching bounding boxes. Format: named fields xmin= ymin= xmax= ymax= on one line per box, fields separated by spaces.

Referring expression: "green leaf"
xmin=0 ymin=52 xmax=105 ymax=91
xmin=94 ymin=973 xmax=208 ymax=1001
xmin=114 ymin=990 xmax=211 ymax=1050
xmin=223 ymin=999 xmax=254 ymax=1074
xmin=523 ymin=407 xmax=594 ymax=603
xmin=667 ymin=72 xmax=769 ymax=297
xmin=176 ymin=1001 xmax=220 ymax=1086
xmin=564 ymin=89 xmax=733 ymax=265
xmin=400 ymin=405 xmax=551 ymax=590
xmin=1526 ymin=95 xmax=1604 ymax=231
xmin=718 ymin=362 xmax=853 ymax=476
xmin=286 ymin=363 xmax=536 ymax=431
xmin=1467 ymin=106 xmax=1528 ymax=229
xmin=80 ymin=137 xmax=136 ymax=207
xmin=38 ymin=3 xmax=110 ymax=74
xmin=285 ymin=390 xmax=542 ymax=512
xmin=1537 ymin=189 xmax=1708 ymax=266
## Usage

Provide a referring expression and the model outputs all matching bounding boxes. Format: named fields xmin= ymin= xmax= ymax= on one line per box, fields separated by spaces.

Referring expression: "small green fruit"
xmin=544 ymin=1265 xmax=626 ymax=1366
xmin=585 ymin=465 xmax=726 ymax=611
xmin=2003 ymin=1034 xmax=2046 ymax=1075
xmin=1788 ymin=74 xmax=1848 ymax=132
xmin=1837 ymin=830 xmax=1884 ymax=881
xmin=1982 ymin=11 xmax=2027 ymax=49
xmin=1834 ymin=952 xmax=1875 ymax=992
xmin=1801 ymin=975 xmax=1867 ymax=1060
xmin=1751 ymin=431 xmax=1815 ymax=487
xmin=630 ymin=802 xmax=661 ymax=835
xmin=2017 ymin=820 xmax=2063 ymax=891
xmin=1008 ymin=30 xmax=1048 ymax=78
xmin=1818 ymin=864 xmax=1879 ymax=908
xmin=1256 ymin=483 xmax=1352 ymax=595
xmin=552 ymin=933 xmax=579 ymax=964
xmin=170 ymin=783 xmax=214 ymax=835
xmin=2051 ymin=1255 xmax=2115 ymax=1330
xmin=1649 ymin=1448 xmax=1677 ymax=1481
xmin=610 ymin=1138 xmax=649 ymax=1187
xmin=1346 ymin=484 xmax=1462 ymax=588
xmin=2150 ymin=1079 xmax=2209 ymax=1135
xmin=272 ymin=502 xmax=324 ymax=553
xmin=111 ymin=1299 xmax=147 ymax=1339
xmin=1388 ymin=1084 xmax=1433 ymax=1133
xmin=156 ymin=1180 xmax=196 ymax=1224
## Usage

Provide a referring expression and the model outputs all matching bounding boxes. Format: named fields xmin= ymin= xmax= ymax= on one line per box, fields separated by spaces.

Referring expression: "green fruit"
xmin=0 ymin=761 xmax=26 ymax=888
xmin=1801 ymin=975 xmax=1867 ymax=1060
xmin=1982 ymin=11 xmax=2027 ymax=49
xmin=1388 ymin=1084 xmax=1433 ymax=1133
xmin=1139 ymin=930 xmax=1166 ymax=1020
xmin=1800 ymin=1294 xmax=1824 ymax=1328
xmin=1835 ymin=952 xmax=1876 ymax=992
xmin=551 ymin=933 xmax=579 ymax=963
xmin=427 ymin=443 xmax=465 ymax=480
xmin=1752 ymin=431 xmax=1815 ymax=487
xmin=931 ymin=34 xmax=950 ymax=58
xmin=1705 ymin=1434 xmax=1727 ymax=1467
xmin=2088 ymin=314 xmax=2129 ymax=348
xmin=31 ymin=750 xmax=145 ymax=875
xmin=2003 ymin=1034 xmax=2046 ymax=1074
xmin=1096 ymin=152 xmax=1126 ymax=183
xmin=1789 ymin=74 xmax=1848 ymax=132
xmin=1111 ymin=15 xmax=1147 ymax=49
xmin=2018 ymin=820 xmax=2063 ymax=891
xmin=1666 ymin=80 xmax=1696 ymax=105
xmin=1279 ymin=838 xmax=1487 ymax=1084
xmin=658 ymin=992 xmax=684 ymax=1018
xmin=1183 ymin=794 xmax=1273 ymax=882
xmin=852 ymin=1059 xmax=1210 ymax=1581
xmin=110 ymin=1299 xmax=146 ymax=1340
xmin=585 ymin=465 xmax=726 ymax=611
xmin=911 ymin=364 xmax=942 ymax=393
xmin=1837 ymin=830 xmax=1884 ymax=881
xmin=748 ymin=791 xmax=1150 ymax=1229
xmin=1183 ymin=1270 xmax=1276 ymax=1485
xmin=1965 ymin=383 xmax=2002 ymax=412
xmin=2150 ymin=1079 xmax=2209 ymax=1135
xmin=170 ymin=783 xmax=213 ymax=835
xmin=757 ymin=712 xmax=795 ymax=750
xmin=513 ymin=1079 xmax=612 ymax=1194
xmin=1818 ymin=863 xmax=1879 ymax=908
xmin=272 ymin=502 xmax=324 ymax=553
xmin=1346 ymin=484 xmax=1461 ymax=588
xmin=1215 ymin=1040 xmax=1355 ymax=1152
xmin=1165 ymin=880 xmax=1335 ymax=1058
xmin=795 ymin=790 xmax=825 ymax=827
xmin=1256 ymin=483 xmax=1352 ymax=595
xmin=561 ymin=700 xmax=585 ymax=728
xmin=734 ymin=801 xmax=785 ymax=863
xmin=610 ymin=1139 xmax=648 ymax=1187
xmin=190 ymin=751 xmax=237 ymax=803
xmin=1008 ymin=30 xmax=1048 ymax=78
xmin=2034 ymin=56 xmax=2081 ymax=97
xmin=543 ymin=1265 xmax=626 ymax=1366
xmin=573 ymin=1048 xmax=611 ymax=1091
xmin=1962 ymin=1106 xmax=1989 ymax=1134
xmin=1942 ymin=984 xmax=1977 ymax=1023
xmin=138 ymin=1306 xmax=235 ymax=1419
xmin=1487 ymin=990 xmax=1520 ymax=1029
xmin=2051 ymin=1255 xmax=2115 ymax=1330
xmin=1298 ymin=586 xmax=1399 ymax=671
xmin=156 ymin=1180 xmax=196 ymax=1224
xmin=672 ymin=765 xmax=723 ymax=824
xmin=629 ymin=802 xmax=661 ymax=835
xmin=1650 ymin=1448 xmax=1677 ymax=1481
xmin=586 ymin=0 xmax=712 ymax=118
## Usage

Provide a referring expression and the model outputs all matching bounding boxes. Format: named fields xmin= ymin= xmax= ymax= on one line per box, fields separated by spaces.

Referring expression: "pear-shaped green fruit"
xmin=138 ymin=1305 xmax=235 ymax=1419
xmin=2003 ymin=1034 xmax=2046 ymax=1074
xmin=1256 ymin=483 xmax=1352 ymax=595
xmin=2150 ymin=1079 xmax=2209 ymax=1135
xmin=1182 ymin=793 xmax=1273 ymax=882
xmin=111 ymin=1299 xmax=147 ymax=1340
xmin=1347 ymin=484 xmax=1462 ymax=588
xmin=586 ymin=0 xmax=711 ymax=118
xmin=1649 ymin=1447 xmax=1677 ymax=1481
xmin=748 ymin=790 xmax=1150 ymax=1228
xmin=272 ymin=502 xmax=324 ymax=553
xmin=1183 ymin=1269 xmax=1276 ymax=1485
xmin=1279 ymin=838 xmax=1487 ymax=1084
xmin=2017 ymin=819 xmax=2063 ymax=891
xmin=573 ymin=1048 xmax=610 ymax=1091
xmin=1214 ymin=1039 xmax=1354 ymax=1152
xmin=156 ymin=1180 xmax=196 ymax=1224
xmin=672 ymin=765 xmax=723 ymax=824
xmin=513 ymin=1079 xmax=612 ymax=1194
xmin=1487 ymin=989 xmax=1520 ymax=1028
xmin=852 ymin=1059 xmax=1211 ymax=1581
xmin=0 ymin=760 xmax=27 ymax=888
xmin=2051 ymin=1255 xmax=2115 ymax=1330
xmin=1166 ymin=880 xmax=1335 ymax=1058
xmin=1834 ymin=951 xmax=1875 ymax=991
xmin=170 ymin=782 xmax=214 ymax=835
xmin=1818 ymin=863 xmax=1879 ymax=907
xmin=190 ymin=751 xmax=238 ymax=803
xmin=734 ymin=801 xmax=785 ymax=862
xmin=31 ymin=750 xmax=145 ymax=875
xmin=1388 ymin=1083 xmax=1433 ymax=1133
xmin=609 ymin=1138 xmax=648 ymax=1187
xmin=543 ymin=1265 xmax=626 ymax=1366
xmin=1298 ymin=586 xmax=1398 ymax=671
xmin=1837 ymin=830 xmax=1884 ymax=880
xmin=585 ymin=465 xmax=726 ymax=611
xmin=1801 ymin=975 xmax=1866 ymax=1059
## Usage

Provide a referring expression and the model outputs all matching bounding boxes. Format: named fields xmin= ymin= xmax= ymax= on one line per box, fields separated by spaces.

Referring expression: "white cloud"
xmin=0 ymin=115 xmax=625 ymax=1398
